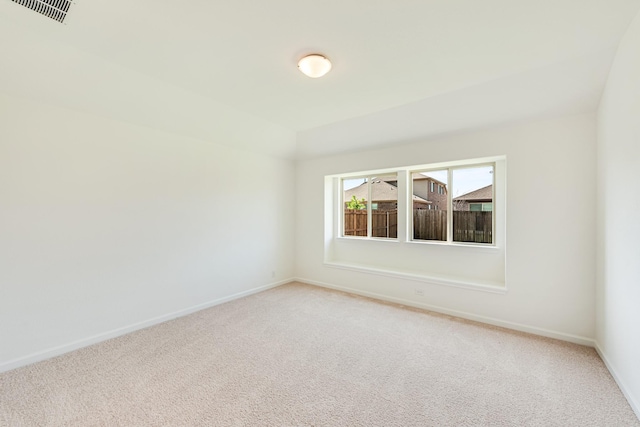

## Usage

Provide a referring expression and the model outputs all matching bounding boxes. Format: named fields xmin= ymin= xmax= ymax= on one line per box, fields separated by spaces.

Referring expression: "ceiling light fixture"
xmin=298 ymin=54 xmax=332 ymax=78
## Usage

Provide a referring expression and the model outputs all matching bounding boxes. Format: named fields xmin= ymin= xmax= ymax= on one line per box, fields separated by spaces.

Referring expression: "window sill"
xmin=405 ymin=239 xmax=501 ymax=250
xmin=323 ymin=261 xmax=507 ymax=294
xmin=336 ymin=236 xmax=400 ymax=243
xmin=335 ymin=236 xmax=501 ymax=251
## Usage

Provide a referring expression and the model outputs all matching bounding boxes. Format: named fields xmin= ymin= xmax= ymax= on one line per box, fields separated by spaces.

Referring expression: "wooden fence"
xmin=343 ymin=210 xmax=397 ymax=238
xmin=413 ymin=209 xmax=446 ymax=241
xmin=344 ymin=209 xmax=368 ymax=236
xmin=452 ymin=211 xmax=492 ymax=243
xmin=345 ymin=209 xmax=492 ymax=243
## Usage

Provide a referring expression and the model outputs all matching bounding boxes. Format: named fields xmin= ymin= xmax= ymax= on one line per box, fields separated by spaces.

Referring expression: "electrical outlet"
xmin=415 ymin=289 xmax=424 ymax=296
xmin=271 ymin=271 xmax=276 ymax=278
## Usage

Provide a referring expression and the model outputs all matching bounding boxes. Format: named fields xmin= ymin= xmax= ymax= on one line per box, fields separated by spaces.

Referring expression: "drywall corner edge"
xmin=594 ymin=342 xmax=640 ymax=421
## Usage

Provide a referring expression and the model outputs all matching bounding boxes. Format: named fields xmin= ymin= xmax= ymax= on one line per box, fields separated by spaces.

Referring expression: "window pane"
xmin=413 ymin=170 xmax=448 ymax=241
xmin=452 ymin=166 xmax=494 ymax=244
xmin=343 ymin=177 xmax=368 ymax=237
xmin=371 ymin=175 xmax=397 ymax=239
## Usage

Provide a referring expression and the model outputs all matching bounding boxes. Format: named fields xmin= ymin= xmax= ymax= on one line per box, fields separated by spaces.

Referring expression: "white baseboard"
xmin=296 ymin=277 xmax=595 ymax=347
xmin=0 ymin=278 xmax=293 ymax=374
xmin=594 ymin=342 xmax=640 ymax=420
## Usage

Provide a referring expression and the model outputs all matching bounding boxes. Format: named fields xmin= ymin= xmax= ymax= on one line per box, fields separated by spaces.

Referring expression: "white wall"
xmin=0 ymin=93 xmax=295 ymax=370
xmin=596 ymin=10 xmax=640 ymax=417
xmin=296 ymin=113 xmax=597 ymax=343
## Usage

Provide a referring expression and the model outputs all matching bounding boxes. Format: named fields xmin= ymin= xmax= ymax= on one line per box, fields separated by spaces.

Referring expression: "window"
xmin=469 ymin=203 xmax=493 ymax=212
xmin=342 ymin=177 xmax=368 ymax=237
xmin=328 ymin=157 xmax=504 ymax=290
xmin=338 ymin=160 xmax=496 ymax=245
xmin=342 ymin=174 xmax=397 ymax=239
xmin=413 ymin=164 xmax=494 ymax=244
xmin=451 ymin=165 xmax=494 ymax=244
xmin=413 ymin=170 xmax=448 ymax=241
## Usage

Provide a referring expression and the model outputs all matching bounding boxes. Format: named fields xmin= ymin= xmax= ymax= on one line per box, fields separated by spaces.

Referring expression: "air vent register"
xmin=11 ymin=0 xmax=72 ymax=23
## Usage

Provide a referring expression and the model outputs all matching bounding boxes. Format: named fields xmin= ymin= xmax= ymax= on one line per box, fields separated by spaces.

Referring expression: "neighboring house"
xmin=345 ymin=179 xmax=430 ymax=211
xmin=410 ymin=174 xmax=448 ymax=210
xmin=453 ymin=185 xmax=493 ymax=211
xmin=382 ymin=174 xmax=448 ymax=210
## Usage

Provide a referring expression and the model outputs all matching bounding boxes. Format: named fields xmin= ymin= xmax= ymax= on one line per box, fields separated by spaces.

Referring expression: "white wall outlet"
xmin=415 ymin=289 xmax=424 ymax=296
xmin=271 ymin=271 xmax=276 ymax=278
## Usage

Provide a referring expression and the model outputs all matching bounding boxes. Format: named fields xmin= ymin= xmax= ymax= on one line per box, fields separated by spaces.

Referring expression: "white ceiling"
xmin=1 ymin=0 xmax=639 ymax=158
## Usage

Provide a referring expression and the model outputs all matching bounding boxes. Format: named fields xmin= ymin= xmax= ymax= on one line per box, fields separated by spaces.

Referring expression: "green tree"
xmin=346 ymin=195 xmax=366 ymax=210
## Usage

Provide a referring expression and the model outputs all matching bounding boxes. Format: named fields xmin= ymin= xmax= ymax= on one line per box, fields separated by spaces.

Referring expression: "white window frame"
xmin=336 ymin=158 xmax=498 ymax=247
xmin=341 ymin=175 xmax=370 ymax=238
xmin=340 ymin=174 xmax=398 ymax=240
xmin=410 ymin=163 xmax=495 ymax=245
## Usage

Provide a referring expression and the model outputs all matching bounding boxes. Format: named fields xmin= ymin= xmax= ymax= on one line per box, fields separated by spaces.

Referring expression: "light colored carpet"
xmin=1 ymin=282 xmax=638 ymax=426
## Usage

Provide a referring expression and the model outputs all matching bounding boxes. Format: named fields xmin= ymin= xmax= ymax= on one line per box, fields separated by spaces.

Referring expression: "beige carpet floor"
xmin=1 ymin=282 xmax=638 ymax=426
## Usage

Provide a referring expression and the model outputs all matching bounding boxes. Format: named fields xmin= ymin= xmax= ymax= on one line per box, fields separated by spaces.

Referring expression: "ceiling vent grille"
xmin=11 ymin=0 xmax=72 ymax=23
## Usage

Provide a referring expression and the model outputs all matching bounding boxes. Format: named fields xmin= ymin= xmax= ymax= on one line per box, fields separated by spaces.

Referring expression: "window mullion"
xmin=397 ymin=170 xmax=408 ymax=242
xmin=447 ymin=168 xmax=453 ymax=243
xmin=367 ymin=176 xmax=372 ymax=237
xmin=492 ymin=168 xmax=496 ymax=244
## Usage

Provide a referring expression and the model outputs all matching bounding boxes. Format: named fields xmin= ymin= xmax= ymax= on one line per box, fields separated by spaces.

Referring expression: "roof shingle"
xmin=345 ymin=180 xmax=429 ymax=203
xmin=453 ymin=185 xmax=493 ymax=201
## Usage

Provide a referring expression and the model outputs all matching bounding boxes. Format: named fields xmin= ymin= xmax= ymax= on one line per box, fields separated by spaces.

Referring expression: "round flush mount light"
xmin=297 ymin=54 xmax=332 ymax=78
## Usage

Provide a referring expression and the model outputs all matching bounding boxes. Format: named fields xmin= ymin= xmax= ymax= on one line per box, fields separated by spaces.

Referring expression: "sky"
xmin=343 ymin=165 xmax=493 ymax=197
xmin=425 ymin=165 xmax=493 ymax=197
